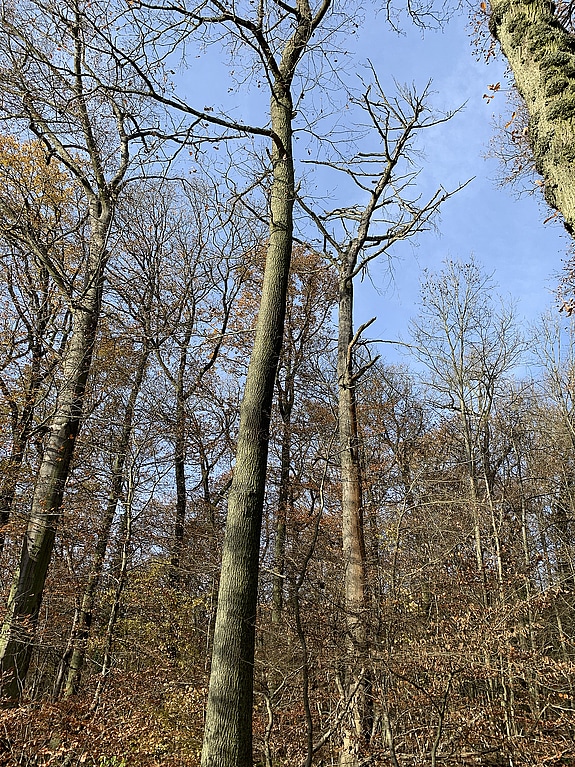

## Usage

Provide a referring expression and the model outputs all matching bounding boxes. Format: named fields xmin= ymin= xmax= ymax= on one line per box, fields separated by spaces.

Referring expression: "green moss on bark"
xmin=541 ymin=51 xmax=572 ymax=68
xmin=490 ymin=0 xmax=575 ymax=233
xmin=544 ymin=76 xmax=569 ymax=95
xmin=548 ymin=93 xmax=575 ymax=119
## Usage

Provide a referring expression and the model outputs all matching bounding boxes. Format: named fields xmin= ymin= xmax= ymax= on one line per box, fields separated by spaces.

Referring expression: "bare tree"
xmin=194 ymin=3 xmax=334 ymax=758
xmin=0 ymin=0 xmax=159 ymax=703
xmin=410 ymin=258 xmax=524 ymax=598
xmin=299 ymin=82 xmax=460 ymax=765
xmin=105 ymin=2 xmax=346 ymax=762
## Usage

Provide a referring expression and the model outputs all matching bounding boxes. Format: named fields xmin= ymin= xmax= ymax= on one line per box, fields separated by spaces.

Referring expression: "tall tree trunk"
xmin=61 ymin=346 xmax=150 ymax=698
xmin=200 ymin=5 xmax=332 ymax=762
xmin=0 ymin=209 xmax=110 ymax=704
xmin=489 ymin=0 xmax=575 ymax=233
xmin=337 ymin=265 xmax=369 ymax=767
xmin=200 ymin=86 xmax=295 ymax=767
xmin=271 ymin=369 xmax=294 ymax=624
xmin=169 ymin=333 xmax=191 ymax=588
xmin=272 ymin=422 xmax=291 ymax=624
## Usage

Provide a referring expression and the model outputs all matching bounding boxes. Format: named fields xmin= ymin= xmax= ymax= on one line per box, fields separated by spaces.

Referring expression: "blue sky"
xmin=180 ymin=3 xmax=569 ymax=364
xmin=345 ymin=6 xmax=569 ymax=362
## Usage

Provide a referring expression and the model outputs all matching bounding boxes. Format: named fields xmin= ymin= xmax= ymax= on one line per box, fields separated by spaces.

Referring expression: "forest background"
xmin=0 ymin=1 xmax=574 ymax=766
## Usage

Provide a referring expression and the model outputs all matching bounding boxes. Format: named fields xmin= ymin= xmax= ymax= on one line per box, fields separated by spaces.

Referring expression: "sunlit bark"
xmin=490 ymin=0 xmax=575 ymax=232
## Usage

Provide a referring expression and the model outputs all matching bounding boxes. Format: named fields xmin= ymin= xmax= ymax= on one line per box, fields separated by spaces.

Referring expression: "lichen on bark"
xmin=490 ymin=0 xmax=575 ymax=232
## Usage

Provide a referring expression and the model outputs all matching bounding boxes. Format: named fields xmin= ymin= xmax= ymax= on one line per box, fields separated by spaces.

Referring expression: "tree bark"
xmin=489 ymin=0 xmax=575 ymax=232
xmin=337 ymin=266 xmax=369 ymax=767
xmin=169 ymin=337 xmax=191 ymax=588
xmin=271 ymin=363 xmax=294 ymax=624
xmin=271 ymin=419 xmax=292 ymax=624
xmin=172 ymin=390 xmax=187 ymax=576
xmin=198 ymin=6 xmax=335 ymax=764
xmin=0 ymin=207 xmax=110 ymax=704
xmin=200 ymin=83 xmax=295 ymax=767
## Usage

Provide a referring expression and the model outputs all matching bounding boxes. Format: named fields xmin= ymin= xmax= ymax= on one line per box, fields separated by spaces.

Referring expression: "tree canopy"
xmin=0 ymin=1 xmax=573 ymax=766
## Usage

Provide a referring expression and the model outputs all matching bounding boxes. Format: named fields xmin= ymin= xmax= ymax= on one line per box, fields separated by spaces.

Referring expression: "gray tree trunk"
xmin=337 ymin=265 xmax=369 ymax=767
xmin=0 ymin=207 xmax=110 ymax=704
xmin=271 ymin=366 xmax=294 ymax=624
xmin=169 ymin=330 xmax=192 ymax=588
xmin=200 ymin=87 xmax=294 ymax=767
xmin=199 ymin=5 xmax=334 ymax=764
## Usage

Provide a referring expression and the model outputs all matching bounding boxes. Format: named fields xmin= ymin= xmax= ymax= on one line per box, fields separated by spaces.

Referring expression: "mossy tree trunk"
xmin=489 ymin=0 xmax=575 ymax=232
